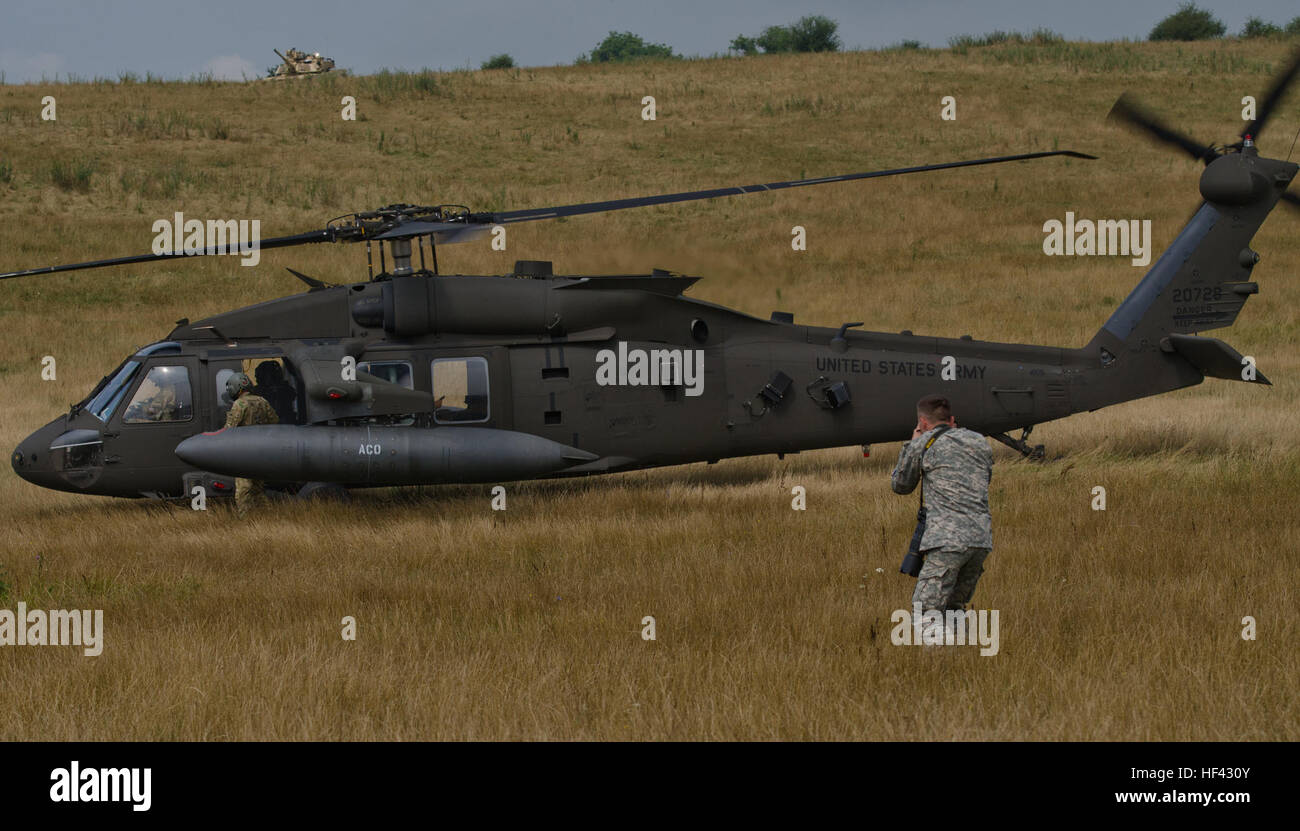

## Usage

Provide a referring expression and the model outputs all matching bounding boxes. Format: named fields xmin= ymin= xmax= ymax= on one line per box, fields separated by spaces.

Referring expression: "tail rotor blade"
xmin=1242 ymin=46 xmax=1300 ymax=141
xmin=1108 ymin=93 xmax=1218 ymax=164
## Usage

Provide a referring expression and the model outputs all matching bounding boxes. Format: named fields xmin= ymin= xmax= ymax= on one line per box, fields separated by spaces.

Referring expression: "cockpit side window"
xmin=123 ymin=365 xmax=193 ymax=424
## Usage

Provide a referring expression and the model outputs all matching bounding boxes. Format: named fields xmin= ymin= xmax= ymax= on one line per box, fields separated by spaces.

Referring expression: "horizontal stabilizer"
xmin=1166 ymin=333 xmax=1270 ymax=385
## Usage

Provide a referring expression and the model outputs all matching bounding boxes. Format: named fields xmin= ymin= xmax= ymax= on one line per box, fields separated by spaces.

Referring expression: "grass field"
xmin=1 ymin=39 xmax=1297 ymax=740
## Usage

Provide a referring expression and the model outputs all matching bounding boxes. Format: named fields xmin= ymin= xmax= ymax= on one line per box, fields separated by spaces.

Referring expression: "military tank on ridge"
xmin=265 ymin=48 xmax=337 ymax=80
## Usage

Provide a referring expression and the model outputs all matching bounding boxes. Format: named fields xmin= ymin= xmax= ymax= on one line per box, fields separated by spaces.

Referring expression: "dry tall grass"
xmin=0 ymin=40 xmax=1297 ymax=739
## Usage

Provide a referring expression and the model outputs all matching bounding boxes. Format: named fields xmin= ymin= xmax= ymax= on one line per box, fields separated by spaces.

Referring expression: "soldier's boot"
xmin=918 ymin=611 xmax=946 ymax=647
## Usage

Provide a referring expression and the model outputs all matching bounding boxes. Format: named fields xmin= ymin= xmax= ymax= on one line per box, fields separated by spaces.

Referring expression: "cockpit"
xmin=80 ymin=341 xmax=185 ymax=423
xmin=12 ymin=340 xmax=267 ymax=497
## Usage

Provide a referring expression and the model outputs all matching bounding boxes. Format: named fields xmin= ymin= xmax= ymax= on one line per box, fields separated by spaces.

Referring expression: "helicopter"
xmin=6 ymin=51 xmax=1299 ymax=503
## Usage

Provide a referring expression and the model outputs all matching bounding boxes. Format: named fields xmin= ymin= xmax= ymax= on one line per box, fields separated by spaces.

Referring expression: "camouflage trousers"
xmin=911 ymin=546 xmax=991 ymax=614
xmin=234 ymin=478 xmax=267 ymax=517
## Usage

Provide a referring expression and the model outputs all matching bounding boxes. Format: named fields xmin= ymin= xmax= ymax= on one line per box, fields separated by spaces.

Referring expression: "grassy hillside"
xmin=0 ymin=40 xmax=1297 ymax=739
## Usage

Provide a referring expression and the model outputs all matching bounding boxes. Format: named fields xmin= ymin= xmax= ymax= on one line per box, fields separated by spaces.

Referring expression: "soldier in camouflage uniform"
xmin=891 ymin=395 xmax=993 ymax=640
xmin=223 ymin=372 xmax=279 ymax=516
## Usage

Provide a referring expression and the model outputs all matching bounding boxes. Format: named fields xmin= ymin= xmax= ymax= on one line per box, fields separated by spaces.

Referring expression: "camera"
xmin=900 ymin=506 xmax=926 ymax=577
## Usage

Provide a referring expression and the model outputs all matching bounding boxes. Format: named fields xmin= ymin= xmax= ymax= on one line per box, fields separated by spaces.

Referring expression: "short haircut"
xmin=917 ymin=394 xmax=952 ymax=423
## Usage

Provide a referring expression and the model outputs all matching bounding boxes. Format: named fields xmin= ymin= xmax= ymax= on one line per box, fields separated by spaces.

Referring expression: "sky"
xmin=2 ymin=0 xmax=1299 ymax=82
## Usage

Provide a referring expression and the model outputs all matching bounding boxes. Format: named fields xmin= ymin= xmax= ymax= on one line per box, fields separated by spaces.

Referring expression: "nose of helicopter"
xmin=11 ymin=420 xmax=74 ymax=490
xmin=12 ymin=431 xmax=46 ymax=485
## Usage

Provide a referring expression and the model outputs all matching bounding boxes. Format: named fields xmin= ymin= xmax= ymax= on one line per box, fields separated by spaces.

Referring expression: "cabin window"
xmin=123 ymin=365 xmax=193 ymax=423
xmin=432 ymin=357 xmax=490 ymax=423
xmin=358 ymin=360 xmax=415 ymax=426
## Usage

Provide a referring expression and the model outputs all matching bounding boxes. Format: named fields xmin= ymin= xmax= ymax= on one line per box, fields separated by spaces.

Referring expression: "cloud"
xmin=202 ymin=54 xmax=258 ymax=81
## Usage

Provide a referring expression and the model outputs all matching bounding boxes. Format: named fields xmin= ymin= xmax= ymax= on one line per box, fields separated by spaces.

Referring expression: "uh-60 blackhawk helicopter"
xmin=6 ymin=53 xmax=1299 ymax=503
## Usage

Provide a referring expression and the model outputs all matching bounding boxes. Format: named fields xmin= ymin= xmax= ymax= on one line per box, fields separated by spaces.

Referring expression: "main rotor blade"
xmin=473 ymin=150 xmax=1097 ymax=226
xmin=1108 ymin=93 xmax=1219 ymax=164
xmin=1242 ymin=46 xmax=1300 ymax=141
xmin=3 ymin=150 xmax=1102 ymax=271
xmin=0 ymin=229 xmax=334 ymax=282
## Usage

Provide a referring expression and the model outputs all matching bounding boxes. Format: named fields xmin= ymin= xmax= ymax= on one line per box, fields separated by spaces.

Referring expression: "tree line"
xmin=478 ymin=7 xmax=1300 ymax=70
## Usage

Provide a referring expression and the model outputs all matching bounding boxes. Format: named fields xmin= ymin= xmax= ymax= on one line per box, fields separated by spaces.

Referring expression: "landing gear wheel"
xmin=992 ymin=427 xmax=1046 ymax=461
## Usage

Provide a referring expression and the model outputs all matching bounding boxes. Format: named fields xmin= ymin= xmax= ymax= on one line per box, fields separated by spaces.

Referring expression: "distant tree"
xmin=1149 ymin=3 xmax=1226 ymax=41
xmin=729 ymin=35 xmax=759 ymax=56
xmin=481 ymin=54 xmax=515 ymax=70
xmin=756 ymin=24 xmax=795 ymax=53
xmin=1241 ymin=18 xmax=1281 ymax=38
xmin=789 ymin=15 xmax=842 ymax=52
xmin=1285 ymin=16 xmax=1300 ymax=34
xmin=734 ymin=15 xmax=841 ymax=55
xmin=584 ymin=31 xmax=677 ymax=63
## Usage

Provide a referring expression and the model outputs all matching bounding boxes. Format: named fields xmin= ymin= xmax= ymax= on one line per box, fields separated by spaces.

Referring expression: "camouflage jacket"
xmin=224 ymin=393 xmax=279 ymax=429
xmin=891 ymin=425 xmax=993 ymax=550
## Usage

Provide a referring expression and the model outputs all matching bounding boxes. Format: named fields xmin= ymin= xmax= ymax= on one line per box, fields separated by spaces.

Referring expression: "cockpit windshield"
xmin=78 ymin=343 xmax=181 ymax=423
xmin=85 ymin=360 xmax=141 ymax=422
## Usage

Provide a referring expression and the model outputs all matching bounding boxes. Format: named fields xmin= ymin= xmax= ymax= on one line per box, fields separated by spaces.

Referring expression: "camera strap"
xmin=903 ymin=425 xmax=954 ymax=577
xmin=917 ymin=425 xmax=952 ymax=519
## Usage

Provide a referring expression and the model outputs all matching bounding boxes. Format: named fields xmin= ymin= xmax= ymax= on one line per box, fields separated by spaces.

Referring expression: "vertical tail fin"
xmin=1077 ymin=152 xmax=1293 ymax=410
xmin=1090 ymin=152 xmax=1295 ymax=354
